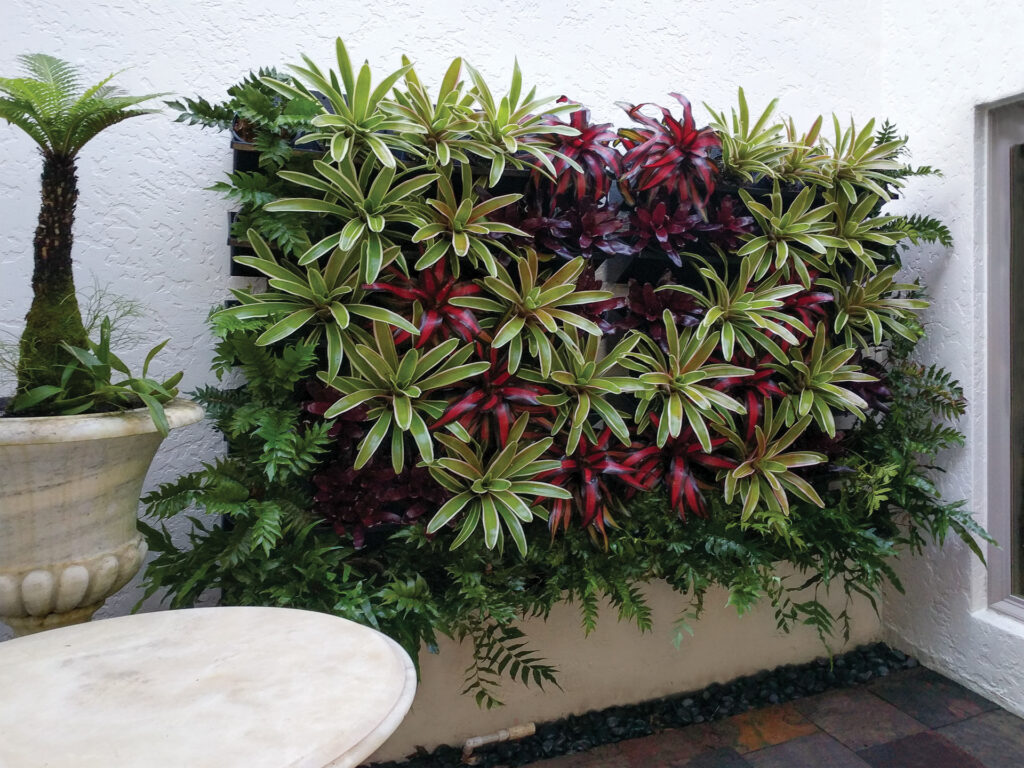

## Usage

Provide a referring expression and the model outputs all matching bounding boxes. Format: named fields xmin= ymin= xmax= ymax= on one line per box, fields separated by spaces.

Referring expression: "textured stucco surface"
xmin=877 ymin=0 xmax=1024 ymax=719
xmin=0 ymin=0 xmax=1019 ymax=725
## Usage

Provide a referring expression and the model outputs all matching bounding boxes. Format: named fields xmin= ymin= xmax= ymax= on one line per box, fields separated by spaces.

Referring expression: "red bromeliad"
xmin=431 ymin=346 xmax=556 ymax=447
xmin=538 ymin=428 xmax=659 ymax=537
xmin=364 ymin=261 xmax=483 ymax=348
xmin=537 ymin=101 xmax=622 ymax=202
xmin=782 ymin=284 xmax=834 ymax=334
xmin=630 ymin=419 xmax=736 ymax=519
xmin=618 ymin=93 xmax=721 ymax=209
xmin=306 ymin=384 xmax=447 ymax=547
xmin=711 ymin=354 xmax=786 ymax=442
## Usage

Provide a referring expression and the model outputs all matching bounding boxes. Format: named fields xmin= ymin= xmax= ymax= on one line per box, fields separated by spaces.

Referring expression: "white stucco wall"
xmin=877 ymin=0 xmax=1024 ymax=718
xmin=1 ymin=0 xmax=1018 ymax=732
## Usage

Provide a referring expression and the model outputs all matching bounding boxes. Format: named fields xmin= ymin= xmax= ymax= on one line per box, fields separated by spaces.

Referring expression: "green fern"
xmin=230 ymin=208 xmax=312 ymax=258
xmin=874 ymin=120 xmax=945 ymax=182
xmin=142 ymin=473 xmax=205 ymax=519
xmin=250 ymin=501 xmax=286 ymax=555
xmin=189 ymin=384 xmax=247 ymax=421
xmin=461 ymin=622 xmax=558 ymax=708
xmin=272 ymin=341 xmax=320 ymax=391
xmin=166 ymin=94 xmax=234 ymax=130
xmin=896 ymin=214 xmax=954 ymax=248
xmin=255 ymin=414 xmax=332 ymax=482
xmin=608 ymin=581 xmax=654 ymax=632
xmin=898 ymin=164 xmax=943 ymax=178
xmin=577 ymin=584 xmax=600 ymax=636
xmin=253 ymin=132 xmax=294 ymax=168
xmin=874 ymin=119 xmax=901 ymax=147
xmin=380 ymin=576 xmax=436 ymax=617
xmin=895 ymin=362 xmax=967 ymax=421
xmin=209 ymin=171 xmax=278 ymax=207
xmin=167 ymin=67 xmax=312 ymax=135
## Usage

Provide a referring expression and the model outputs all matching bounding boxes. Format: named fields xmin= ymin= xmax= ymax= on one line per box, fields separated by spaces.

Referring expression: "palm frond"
xmin=0 ymin=99 xmax=49 ymax=147
xmin=64 ymin=106 xmax=160 ymax=154
xmin=19 ymin=53 xmax=81 ymax=94
xmin=17 ymin=53 xmax=81 ymax=120
xmin=0 ymin=54 xmax=163 ymax=155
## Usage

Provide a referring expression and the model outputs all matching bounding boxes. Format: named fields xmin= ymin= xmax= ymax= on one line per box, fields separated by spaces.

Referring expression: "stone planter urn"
xmin=0 ymin=399 xmax=203 ymax=636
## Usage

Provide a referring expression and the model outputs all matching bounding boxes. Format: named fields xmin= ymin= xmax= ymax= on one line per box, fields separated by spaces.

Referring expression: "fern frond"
xmin=899 ymin=164 xmax=943 ymax=178
xmin=142 ymin=472 xmax=205 ymax=518
xmin=579 ymin=584 xmax=600 ymax=636
xmin=895 ymin=214 xmax=954 ymax=247
xmin=254 ymin=132 xmax=293 ymax=169
xmin=209 ymin=171 xmax=277 ymax=207
xmin=874 ymin=119 xmax=901 ymax=146
xmin=167 ymin=95 xmax=235 ymax=130
xmin=461 ymin=622 xmax=558 ymax=708
xmin=250 ymin=501 xmax=285 ymax=554
xmin=608 ymin=581 xmax=653 ymax=632
xmin=65 ymin=106 xmax=160 ymax=154
xmin=240 ymin=212 xmax=312 ymax=258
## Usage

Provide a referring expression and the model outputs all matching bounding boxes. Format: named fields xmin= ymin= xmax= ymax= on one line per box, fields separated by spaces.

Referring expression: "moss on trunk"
xmin=15 ymin=153 xmax=89 ymax=394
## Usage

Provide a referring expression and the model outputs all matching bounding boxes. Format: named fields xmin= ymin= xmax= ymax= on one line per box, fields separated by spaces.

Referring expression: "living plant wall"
xmin=143 ymin=40 xmax=988 ymax=705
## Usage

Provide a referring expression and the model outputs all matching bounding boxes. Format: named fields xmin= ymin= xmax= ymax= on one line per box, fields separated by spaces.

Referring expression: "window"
xmin=987 ymin=100 xmax=1024 ymax=613
xmin=1012 ymin=143 xmax=1024 ymax=597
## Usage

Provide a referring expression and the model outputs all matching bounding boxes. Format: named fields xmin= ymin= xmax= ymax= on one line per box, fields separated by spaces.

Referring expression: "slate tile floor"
xmin=525 ymin=667 xmax=1024 ymax=767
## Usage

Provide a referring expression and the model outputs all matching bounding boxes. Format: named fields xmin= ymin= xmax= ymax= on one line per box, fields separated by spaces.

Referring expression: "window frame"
xmin=986 ymin=98 xmax=1024 ymax=619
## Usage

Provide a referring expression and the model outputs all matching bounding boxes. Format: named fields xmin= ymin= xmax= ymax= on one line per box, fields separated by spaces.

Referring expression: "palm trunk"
xmin=15 ymin=152 xmax=89 ymax=394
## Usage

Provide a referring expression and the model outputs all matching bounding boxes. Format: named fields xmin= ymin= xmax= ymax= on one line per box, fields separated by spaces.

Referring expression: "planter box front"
xmin=369 ymin=572 xmax=880 ymax=762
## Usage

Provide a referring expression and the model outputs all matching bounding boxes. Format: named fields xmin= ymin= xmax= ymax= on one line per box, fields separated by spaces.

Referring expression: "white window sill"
xmin=974 ymin=596 xmax=1024 ymax=637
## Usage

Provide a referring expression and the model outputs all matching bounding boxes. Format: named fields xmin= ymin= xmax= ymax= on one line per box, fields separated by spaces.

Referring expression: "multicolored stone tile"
xmin=938 ymin=709 xmax=1024 ymax=768
xmin=604 ymin=725 xmax=728 ymax=766
xmin=868 ymin=667 xmax=997 ymax=727
xmin=793 ymin=688 xmax=928 ymax=750
xmin=710 ymin=702 xmax=819 ymax=754
xmin=856 ymin=731 xmax=986 ymax=768
xmin=523 ymin=741 xmax=624 ymax=768
xmin=744 ymin=733 xmax=870 ymax=768
xmin=681 ymin=747 xmax=752 ymax=767
xmin=521 ymin=670 xmax=1022 ymax=768
xmin=527 ymin=727 xmax=734 ymax=768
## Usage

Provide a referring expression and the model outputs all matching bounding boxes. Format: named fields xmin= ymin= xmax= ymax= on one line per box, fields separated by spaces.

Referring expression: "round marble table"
xmin=0 ymin=607 xmax=416 ymax=767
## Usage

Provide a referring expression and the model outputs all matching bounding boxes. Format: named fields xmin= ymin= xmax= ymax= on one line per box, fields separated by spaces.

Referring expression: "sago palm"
xmin=0 ymin=54 xmax=161 ymax=395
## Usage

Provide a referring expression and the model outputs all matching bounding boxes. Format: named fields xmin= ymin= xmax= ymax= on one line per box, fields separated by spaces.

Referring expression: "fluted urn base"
xmin=0 ymin=399 xmax=203 ymax=636
xmin=4 ymin=602 xmax=102 ymax=636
